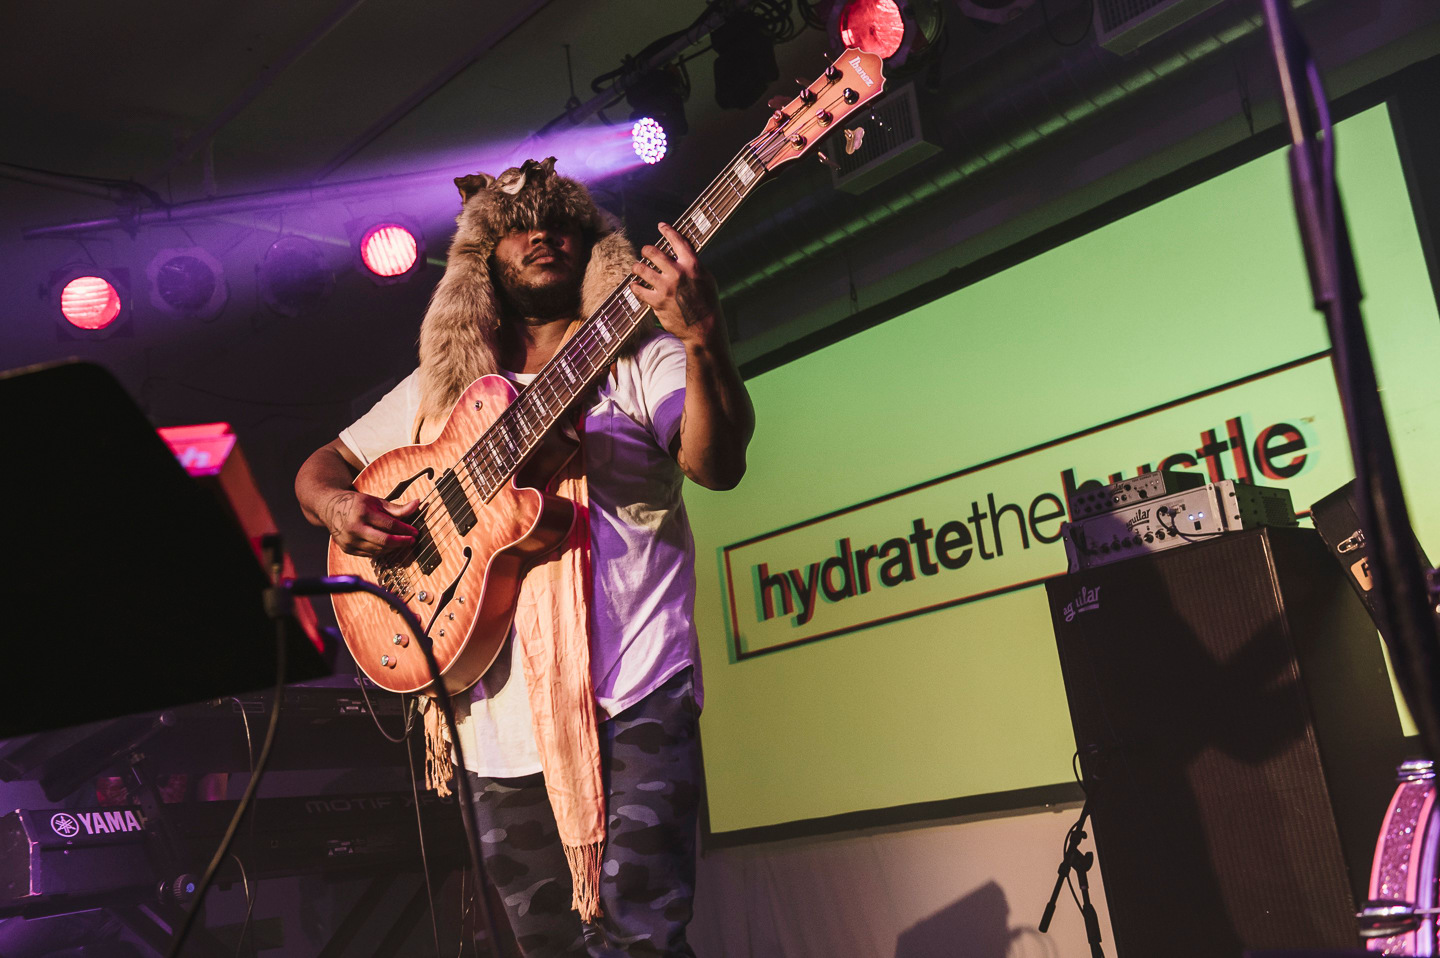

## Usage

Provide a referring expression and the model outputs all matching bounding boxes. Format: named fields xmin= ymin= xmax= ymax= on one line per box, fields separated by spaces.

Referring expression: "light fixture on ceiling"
xmin=147 ymin=247 xmax=227 ymax=320
xmin=712 ymin=10 xmax=781 ymax=109
xmin=630 ymin=117 xmax=669 ymax=165
xmin=258 ymin=236 xmax=334 ymax=318
xmin=626 ymin=64 xmax=690 ymax=154
xmin=351 ymin=219 xmax=423 ymax=284
xmin=50 ymin=265 xmax=130 ymax=336
xmin=956 ymin=0 xmax=1035 ymax=24
xmin=828 ymin=0 xmax=944 ymax=67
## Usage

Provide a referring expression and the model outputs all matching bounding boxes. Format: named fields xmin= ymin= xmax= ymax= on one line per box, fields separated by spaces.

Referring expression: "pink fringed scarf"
xmin=422 ymin=409 xmax=606 ymax=922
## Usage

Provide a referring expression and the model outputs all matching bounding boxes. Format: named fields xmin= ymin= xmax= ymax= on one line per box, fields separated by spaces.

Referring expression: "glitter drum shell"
xmin=1370 ymin=774 xmax=1440 ymax=954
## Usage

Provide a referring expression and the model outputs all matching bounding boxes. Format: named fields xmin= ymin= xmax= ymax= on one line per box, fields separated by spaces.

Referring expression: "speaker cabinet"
xmin=1047 ymin=527 xmax=1408 ymax=957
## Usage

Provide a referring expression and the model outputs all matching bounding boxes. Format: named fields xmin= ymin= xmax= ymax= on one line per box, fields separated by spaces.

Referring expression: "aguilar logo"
xmin=848 ymin=55 xmax=875 ymax=87
xmin=1126 ymin=508 xmax=1150 ymax=529
xmin=1062 ymin=585 xmax=1102 ymax=622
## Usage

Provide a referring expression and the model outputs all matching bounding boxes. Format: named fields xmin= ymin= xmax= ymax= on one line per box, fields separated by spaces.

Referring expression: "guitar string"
xmin=379 ymin=96 xmax=854 ymax=590
xmin=373 ymin=132 xmax=787 ymax=577
xmin=371 ymin=90 xmax=860 ymax=584
xmin=374 ymin=163 xmax=760 ymax=579
xmin=387 ymin=97 xmax=851 ymax=582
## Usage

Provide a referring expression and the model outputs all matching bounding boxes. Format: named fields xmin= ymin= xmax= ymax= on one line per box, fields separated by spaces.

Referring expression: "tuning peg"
xmin=798 ymin=86 xmax=817 ymax=105
xmin=817 ymin=151 xmax=840 ymax=172
xmin=825 ymin=63 xmax=842 ymax=82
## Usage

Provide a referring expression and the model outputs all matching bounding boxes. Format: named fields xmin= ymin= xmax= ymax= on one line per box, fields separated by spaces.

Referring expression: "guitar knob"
xmin=843 ymin=88 xmax=859 ymax=105
xmin=816 ymin=110 xmax=833 ymax=125
xmin=380 ymin=655 xmax=395 ymax=668
xmin=825 ymin=64 xmax=841 ymax=82
xmin=788 ymin=134 xmax=806 ymax=148
xmin=798 ymin=87 xmax=816 ymax=105
xmin=392 ymin=633 xmax=408 ymax=647
xmin=417 ymin=591 xmax=431 ymax=603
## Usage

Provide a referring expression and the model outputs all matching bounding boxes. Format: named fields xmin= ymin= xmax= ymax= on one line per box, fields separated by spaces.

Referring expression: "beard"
xmin=493 ymin=255 xmax=582 ymax=321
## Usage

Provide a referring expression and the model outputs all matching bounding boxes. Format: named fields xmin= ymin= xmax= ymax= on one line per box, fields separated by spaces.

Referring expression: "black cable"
xmin=230 ymin=700 xmax=259 ymax=958
xmin=165 ymin=626 xmax=286 ymax=958
xmin=355 ymin=665 xmax=416 ymax=743
xmin=229 ymin=854 xmax=258 ymax=958
xmin=1156 ymin=508 xmax=1224 ymax=542
xmin=1039 ymin=0 xmax=1094 ymax=47
xmin=406 ymin=722 xmax=444 ymax=958
xmin=285 ymin=576 xmax=499 ymax=958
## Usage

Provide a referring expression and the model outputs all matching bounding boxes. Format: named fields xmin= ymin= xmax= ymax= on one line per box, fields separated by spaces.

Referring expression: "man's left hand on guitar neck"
xmin=630 ymin=222 xmax=755 ymax=492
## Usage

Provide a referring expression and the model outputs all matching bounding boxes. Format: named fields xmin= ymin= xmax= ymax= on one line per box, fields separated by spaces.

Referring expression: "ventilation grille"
xmin=1094 ymin=0 xmax=1226 ymax=54
xmin=826 ymin=83 xmax=940 ymax=195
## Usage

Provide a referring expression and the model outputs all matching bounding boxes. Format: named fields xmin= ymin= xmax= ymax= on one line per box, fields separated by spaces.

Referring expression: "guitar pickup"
xmin=436 ymin=469 xmax=477 ymax=536
xmin=412 ymin=509 xmax=441 ymax=575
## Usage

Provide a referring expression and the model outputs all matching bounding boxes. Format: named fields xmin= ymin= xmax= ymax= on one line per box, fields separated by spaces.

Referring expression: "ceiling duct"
xmin=1094 ymin=0 xmax=1228 ymax=55
xmin=827 ymin=82 xmax=942 ymax=194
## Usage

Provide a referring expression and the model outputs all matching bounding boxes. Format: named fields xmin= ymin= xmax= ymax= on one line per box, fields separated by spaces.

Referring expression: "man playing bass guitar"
xmin=295 ymin=158 xmax=753 ymax=957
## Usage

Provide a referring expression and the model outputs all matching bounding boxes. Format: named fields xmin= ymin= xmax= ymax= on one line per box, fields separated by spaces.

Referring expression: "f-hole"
xmin=385 ymin=468 xmax=435 ymax=501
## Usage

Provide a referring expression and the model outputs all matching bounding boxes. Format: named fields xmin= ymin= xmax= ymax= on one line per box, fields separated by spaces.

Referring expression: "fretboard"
xmin=458 ymin=145 xmax=769 ymax=499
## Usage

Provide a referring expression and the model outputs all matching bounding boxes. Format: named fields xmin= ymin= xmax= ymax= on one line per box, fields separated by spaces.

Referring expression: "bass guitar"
xmin=330 ymin=48 xmax=886 ymax=693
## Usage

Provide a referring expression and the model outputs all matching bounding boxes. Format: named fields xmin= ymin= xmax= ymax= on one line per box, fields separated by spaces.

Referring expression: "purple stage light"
xmin=631 ymin=118 xmax=668 ymax=165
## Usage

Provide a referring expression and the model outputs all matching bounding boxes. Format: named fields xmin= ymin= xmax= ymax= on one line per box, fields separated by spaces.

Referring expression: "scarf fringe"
xmin=565 ymin=840 xmax=605 ymax=922
xmin=424 ymin=701 xmax=455 ymax=798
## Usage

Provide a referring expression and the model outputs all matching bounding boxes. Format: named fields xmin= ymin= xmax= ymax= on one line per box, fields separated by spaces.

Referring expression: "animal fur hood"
xmin=415 ymin=157 xmax=638 ymax=427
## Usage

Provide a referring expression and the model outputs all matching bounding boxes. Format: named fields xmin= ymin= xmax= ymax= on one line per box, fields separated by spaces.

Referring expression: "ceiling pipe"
xmin=525 ymin=0 xmax=756 ymax=139
xmin=708 ymin=0 xmax=1329 ymax=300
xmin=313 ymin=0 xmax=559 ymax=182
xmin=20 ymin=3 xmax=752 ymax=240
xmin=20 ymin=164 xmax=458 ymax=239
xmin=150 ymin=0 xmax=372 ymax=185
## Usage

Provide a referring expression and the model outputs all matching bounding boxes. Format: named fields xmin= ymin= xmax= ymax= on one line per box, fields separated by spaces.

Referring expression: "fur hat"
xmin=415 ymin=157 xmax=639 ymax=429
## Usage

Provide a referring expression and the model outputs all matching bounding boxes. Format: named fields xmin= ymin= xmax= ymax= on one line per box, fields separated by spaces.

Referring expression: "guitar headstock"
xmin=746 ymin=48 xmax=887 ymax=174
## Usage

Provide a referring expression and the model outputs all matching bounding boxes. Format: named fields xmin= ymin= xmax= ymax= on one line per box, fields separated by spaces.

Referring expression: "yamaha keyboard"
xmin=0 ymin=791 xmax=464 ymax=919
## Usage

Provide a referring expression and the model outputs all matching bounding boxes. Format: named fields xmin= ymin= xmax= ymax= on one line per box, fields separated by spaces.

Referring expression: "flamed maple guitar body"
xmin=329 ymin=374 xmax=577 ymax=694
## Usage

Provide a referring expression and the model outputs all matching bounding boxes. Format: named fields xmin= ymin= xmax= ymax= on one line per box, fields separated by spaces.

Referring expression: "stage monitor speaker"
xmin=1046 ymin=526 xmax=1409 ymax=958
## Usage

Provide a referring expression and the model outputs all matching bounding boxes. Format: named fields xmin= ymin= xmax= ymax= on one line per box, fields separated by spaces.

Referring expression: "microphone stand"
xmin=1040 ymin=799 xmax=1105 ymax=957
xmin=1260 ymin=0 xmax=1440 ymax=760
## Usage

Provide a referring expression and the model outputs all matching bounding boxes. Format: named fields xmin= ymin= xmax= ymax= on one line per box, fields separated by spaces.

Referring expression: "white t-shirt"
xmin=338 ymin=331 xmax=701 ymax=775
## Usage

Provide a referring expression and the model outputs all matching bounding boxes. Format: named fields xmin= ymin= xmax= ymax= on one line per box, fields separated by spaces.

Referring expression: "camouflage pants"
xmin=468 ymin=667 xmax=701 ymax=957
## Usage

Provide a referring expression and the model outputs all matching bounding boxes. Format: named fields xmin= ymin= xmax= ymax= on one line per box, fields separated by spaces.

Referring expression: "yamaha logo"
xmin=50 ymin=812 xmax=80 ymax=838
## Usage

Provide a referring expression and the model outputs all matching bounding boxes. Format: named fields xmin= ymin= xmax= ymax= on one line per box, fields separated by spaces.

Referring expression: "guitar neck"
xmin=458 ymin=145 xmax=771 ymax=497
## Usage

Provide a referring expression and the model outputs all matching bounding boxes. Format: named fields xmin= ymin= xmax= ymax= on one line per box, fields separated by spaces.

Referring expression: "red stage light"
xmin=359 ymin=224 xmax=419 ymax=278
xmin=839 ymin=0 xmax=907 ymax=59
xmin=59 ymin=276 xmax=123 ymax=329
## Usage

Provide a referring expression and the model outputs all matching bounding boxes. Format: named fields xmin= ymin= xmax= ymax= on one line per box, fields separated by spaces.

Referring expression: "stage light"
xmin=60 ymin=276 xmax=122 ymax=330
xmin=148 ymin=247 xmax=227 ymax=320
xmin=259 ymin=236 xmax=334 ymax=318
xmin=712 ymin=10 xmax=780 ymax=110
xmin=838 ymin=0 xmax=907 ymax=57
xmin=347 ymin=217 xmax=424 ymax=285
xmin=829 ymin=0 xmax=943 ymax=67
xmin=631 ymin=118 xmax=669 ymax=165
xmin=359 ymin=224 xmax=419 ymax=278
xmin=626 ymin=64 xmax=689 ymax=150
xmin=48 ymin=265 xmax=130 ymax=337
